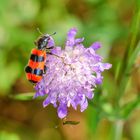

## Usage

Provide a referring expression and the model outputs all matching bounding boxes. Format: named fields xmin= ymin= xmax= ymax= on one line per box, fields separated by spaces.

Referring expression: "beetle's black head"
xmin=35 ymin=31 xmax=56 ymax=50
xmin=35 ymin=35 xmax=50 ymax=50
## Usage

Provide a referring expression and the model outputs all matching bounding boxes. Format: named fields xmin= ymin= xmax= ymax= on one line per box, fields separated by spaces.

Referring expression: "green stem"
xmin=128 ymin=10 xmax=140 ymax=57
xmin=117 ymin=42 xmax=140 ymax=102
xmin=114 ymin=120 xmax=124 ymax=140
xmin=116 ymin=9 xmax=140 ymax=103
xmin=112 ymin=10 xmax=140 ymax=140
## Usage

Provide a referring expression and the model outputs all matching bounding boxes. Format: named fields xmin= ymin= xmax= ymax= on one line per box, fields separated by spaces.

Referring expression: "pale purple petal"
xmin=75 ymin=38 xmax=84 ymax=45
xmin=57 ymin=104 xmax=67 ymax=118
xmin=43 ymin=98 xmax=50 ymax=107
xmin=90 ymin=42 xmax=102 ymax=50
xmin=66 ymin=28 xmax=77 ymax=47
xmin=51 ymin=46 xmax=62 ymax=56
xmin=47 ymin=36 xmax=55 ymax=47
xmin=80 ymin=98 xmax=88 ymax=112
xmin=95 ymin=73 xmax=103 ymax=84
xmin=99 ymin=63 xmax=112 ymax=72
xmin=86 ymin=91 xmax=94 ymax=99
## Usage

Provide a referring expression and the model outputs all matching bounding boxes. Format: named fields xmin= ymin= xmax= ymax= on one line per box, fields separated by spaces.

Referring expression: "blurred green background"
xmin=0 ymin=0 xmax=140 ymax=140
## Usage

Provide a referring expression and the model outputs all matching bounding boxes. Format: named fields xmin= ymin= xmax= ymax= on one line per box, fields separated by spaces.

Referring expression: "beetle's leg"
xmin=47 ymin=46 xmax=54 ymax=49
xmin=33 ymin=83 xmax=36 ymax=87
xmin=47 ymin=52 xmax=53 ymax=55
xmin=46 ymin=46 xmax=54 ymax=54
xmin=43 ymin=65 xmax=47 ymax=74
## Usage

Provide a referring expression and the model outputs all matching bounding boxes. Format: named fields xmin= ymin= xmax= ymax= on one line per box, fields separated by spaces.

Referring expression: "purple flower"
xmin=34 ymin=28 xmax=112 ymax=119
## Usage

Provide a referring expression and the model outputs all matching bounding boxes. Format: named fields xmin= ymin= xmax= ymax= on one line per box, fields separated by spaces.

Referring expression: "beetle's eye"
xmin=42 ymin=40 xmax=47 ymax=46
xmin=45 ymin=37 xmax=50 ymax=41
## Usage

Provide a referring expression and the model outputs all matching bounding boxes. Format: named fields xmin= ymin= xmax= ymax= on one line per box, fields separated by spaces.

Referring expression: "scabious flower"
xmin=34 ymin=28 xmax=112 ymax=119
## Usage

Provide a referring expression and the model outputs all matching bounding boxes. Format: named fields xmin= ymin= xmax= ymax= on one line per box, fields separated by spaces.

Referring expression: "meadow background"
xmin=0 ymin=0 xmax=140 ymax=140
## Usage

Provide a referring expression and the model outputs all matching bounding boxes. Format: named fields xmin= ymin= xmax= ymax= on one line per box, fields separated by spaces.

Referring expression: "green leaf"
xmin=131 ymin=120 xmax=140 ymax=140
xmin=117 ymin=42 xmax=140 ymax=100
xmin=10 ymin=92 xmax=35 ymax=101
xmin=0 ymin=131 xmax=20 ymax=140
xmin=119 ymin=95 xmax=140 ymax=119
xmin=86 ymin=104 xmax=100 ymax=132
xmin=63 ymin=120 xmax=80 ymax=125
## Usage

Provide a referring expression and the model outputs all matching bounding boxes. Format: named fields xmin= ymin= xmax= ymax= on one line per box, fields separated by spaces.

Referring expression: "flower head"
xmin=34 ymin=28 xmax=112 ymax=119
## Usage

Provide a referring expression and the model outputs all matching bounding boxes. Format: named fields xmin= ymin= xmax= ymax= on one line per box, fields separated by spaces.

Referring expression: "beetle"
xmin=25 ymin=30 xmax=56 ymax=84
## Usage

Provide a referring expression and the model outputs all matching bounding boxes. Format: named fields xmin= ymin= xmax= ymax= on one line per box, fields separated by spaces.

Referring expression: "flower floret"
xmin=34 ymin=28 xmax=112 ymax=119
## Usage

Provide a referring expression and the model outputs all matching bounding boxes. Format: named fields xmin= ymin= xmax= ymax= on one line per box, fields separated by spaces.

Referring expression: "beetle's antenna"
xmin=37 ymin=28 xmax=43 ymax=35
xmin=49 ymin=32 xmax=56 ymax=36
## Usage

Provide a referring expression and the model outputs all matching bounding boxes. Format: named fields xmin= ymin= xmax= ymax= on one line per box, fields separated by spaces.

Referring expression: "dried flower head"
xmin=34 ymin=28 xmax=112 ymax=119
